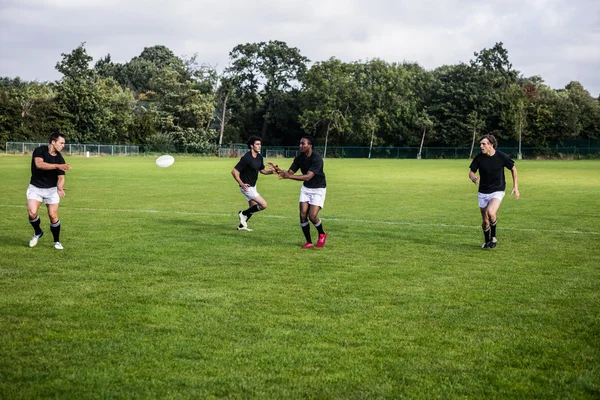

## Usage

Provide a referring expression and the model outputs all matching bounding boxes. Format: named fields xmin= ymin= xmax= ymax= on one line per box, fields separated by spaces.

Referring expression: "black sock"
xmin=313 ymin=219 xmax=325 ymax=235
xmin=490 ymin=220 xmax=497 ymax=239
xmin=482 ymin=225 xmax=491 ymax=243
xmin=29 ymin=215 xmax=42 ymax=235
xmin=50 ymin=220 xmax=61 ymax=242
xmin=301 ymin=221 xmax=312 ymax=243
xmin=243 ymin=204 xmax=261 ymax=216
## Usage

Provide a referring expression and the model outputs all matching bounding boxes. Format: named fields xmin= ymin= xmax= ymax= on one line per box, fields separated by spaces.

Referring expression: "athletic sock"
xmin=301 ymin=221 xmax=312 ymax=243
xmin=313 ymin=219 xmax=325 ymax=235
xmin=482 ymin=225 xmax=491 ymax=243
xmin=490 ymin=219 xmax=497 ymax=239
xmin=50 ymin=220 xmax=61 ymax=242
xmin=29 ymin=215 xmax=42 ymax=235
xmin=243 ymin=204 xmax=262 ymax=216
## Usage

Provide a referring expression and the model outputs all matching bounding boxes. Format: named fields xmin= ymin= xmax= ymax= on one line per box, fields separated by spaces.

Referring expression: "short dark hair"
xmin=247 ymin=135 xmax=262 ymax=148
xmin=480 ymin=134 xmax=498 ymax=149
xmin=301 ymin=135 xmax=315 ymax=146
xmin=49 ymin=133 xmax=66 ymax=143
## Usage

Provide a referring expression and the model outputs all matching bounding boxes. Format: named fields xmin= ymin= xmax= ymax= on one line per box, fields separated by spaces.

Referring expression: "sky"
xmin=1 ymin=0 xmax=599 ymax=97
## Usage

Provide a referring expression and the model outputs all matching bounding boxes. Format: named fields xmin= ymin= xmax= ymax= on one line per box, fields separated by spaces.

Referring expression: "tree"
xmin=226 ymin=40 xmax=309 ymax=142
xmin=300 ymin=58 xmax=355 ymax=154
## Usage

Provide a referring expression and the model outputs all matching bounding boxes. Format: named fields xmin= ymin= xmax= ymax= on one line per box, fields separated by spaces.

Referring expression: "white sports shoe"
xmin=237 ymin=226 xmax=253 ymax=231
xmin=54 ymin=242 xmax=64 ymax=250
xmin=238 ymin=211 xmax=248 ymax=228
xmin=29 ymin=231 xmax=43 ymax=247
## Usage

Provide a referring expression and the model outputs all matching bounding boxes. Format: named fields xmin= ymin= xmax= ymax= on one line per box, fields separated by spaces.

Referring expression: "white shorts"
xmin=27 ymin=184 xmax=60 ymax=205
xmin=239 ymin=185 xmax=260 ymax=202
xmin=478 ymin=191 xmax=505 ymax=208
xmin=300 ymin=186 xmax=326 ymax=208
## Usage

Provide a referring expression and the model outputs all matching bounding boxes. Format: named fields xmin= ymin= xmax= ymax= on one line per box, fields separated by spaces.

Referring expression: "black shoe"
xmin=481 ymin=242 xmax=490 ymax=249
xmin=488 ymin=240 xmax=497 ymax=249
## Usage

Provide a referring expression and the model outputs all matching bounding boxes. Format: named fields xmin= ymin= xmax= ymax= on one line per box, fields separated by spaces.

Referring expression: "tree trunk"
xmin=218 ymin=93 xmax=228 ymax=147
xmin=324 ymin=121 xmax=330 ymax=158
xmin=261 ymin=101 xmax=272 ymax=142
xmin=469 ymin=126 xmax=477 ymax=159
xmin=368 ymin=128 xmax=375 ymax=159
xmin=418 ymin=127 xmax=426 ymax=159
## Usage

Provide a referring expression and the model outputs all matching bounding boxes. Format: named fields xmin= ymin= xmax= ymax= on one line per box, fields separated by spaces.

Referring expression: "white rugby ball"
xmin=155 ymin=155 xmax=175 ymax=168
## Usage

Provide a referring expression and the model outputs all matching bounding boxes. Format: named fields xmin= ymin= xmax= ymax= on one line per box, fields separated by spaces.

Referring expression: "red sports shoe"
xmin=316 ymin=233 xmax=327 ymax=248
xmin=301 ymin=242 xmax=314 ymax=249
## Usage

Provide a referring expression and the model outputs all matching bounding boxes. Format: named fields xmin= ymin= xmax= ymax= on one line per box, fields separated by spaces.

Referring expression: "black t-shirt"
xmin=234 ymin=151 xmax=264 ymax=187
xmin=469 ymin=150 xmax=515 ymax=193
xmin=30 ymin=145 xmax=66 ymax=188
xmin=289 ymin=152 xmax=326 ymax=189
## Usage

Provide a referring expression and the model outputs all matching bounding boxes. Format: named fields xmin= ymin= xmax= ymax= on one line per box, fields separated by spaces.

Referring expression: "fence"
xmin=5 ymin=142 xmax=140 ymax=156
xmin=222 ymin=145 xmax=600 ymax=159
xmin=8 ymin=141 xmax=596 ymax=159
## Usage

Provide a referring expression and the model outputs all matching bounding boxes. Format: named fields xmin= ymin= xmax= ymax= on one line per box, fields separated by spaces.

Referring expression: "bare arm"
xmin=510 ymin=166 xmax=520 ymax=199
xmin=231 ymin=168 xmax=249 ymax=191
xmin=57 ymin=175 xmax=66 ymax=197
xmin=34 ymin=157 xmax=71 ymax=171
xmin=280 ymin=169 xmax=315 ymax=182
xmin=469 ymin=170 xmax=479 ymax=184
xmin=259 ymin=168 xmax=274 ymax=175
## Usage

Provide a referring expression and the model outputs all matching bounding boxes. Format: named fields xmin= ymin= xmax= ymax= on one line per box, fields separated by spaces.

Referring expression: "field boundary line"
xmin=1 ymin=204 xmax=598 ymax=235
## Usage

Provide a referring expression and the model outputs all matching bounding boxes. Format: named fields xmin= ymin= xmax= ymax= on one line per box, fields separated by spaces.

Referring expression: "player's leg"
xmin=299 ymin=201 xmax=312 ymax=248
xmin=243 ymin=196 xmax=267 ymax=220
xmin=27 ymin=198 xmax=44 ymax=247
xmin=485 ymin=197 xmax=503 ymax=248
xmin=478 ymin=192 xmax=492 ymax=248
xmin=238 ymin=186 xmax=263 ymax=229
xmin=305 ymin=189 xmax=327 ymax=248
xmin=46 ymin=203 xmax=63 ymax=249
xmin=309 ymin=205 xmax=327 ymax=248
xmin=479 ymin=207 xmax=492 ymax=248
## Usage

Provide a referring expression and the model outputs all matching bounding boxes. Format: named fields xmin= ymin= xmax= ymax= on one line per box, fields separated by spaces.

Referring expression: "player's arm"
xmin=281 ymin=169 xmax=315 ymax=181
xmin=34 ymin=157 xmax=71 ymax=171
xmin=260 ymin=168 xmax=275 ymax=175
xmin=265 ymin=162 xmax=281 ymax=175
xmin=469 ymin=169 xmax=479 ymax=184
xmin=510 ymin=166 xmax=519 ymax=199
xmin=57 ymin=175 xmax=66 ymax=197
xmin=231 ymin=167 xmax=249 ymax=190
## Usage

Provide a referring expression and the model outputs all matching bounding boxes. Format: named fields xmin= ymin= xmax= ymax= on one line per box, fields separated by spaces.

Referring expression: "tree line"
xmin=1 ymin=41 xmax=599 ymax=153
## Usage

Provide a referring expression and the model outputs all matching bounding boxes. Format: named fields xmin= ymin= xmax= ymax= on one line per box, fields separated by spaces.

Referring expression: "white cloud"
xmin=0 ymin=0 xmax=598 ymax=96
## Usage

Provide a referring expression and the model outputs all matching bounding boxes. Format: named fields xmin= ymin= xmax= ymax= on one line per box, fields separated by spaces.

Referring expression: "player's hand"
xmin=58 ymin=164 xmax=72 ymax=171
xmin=471 ymin=176 xmax=479 ymax=184
xmin=57 ymin=187 xmax=66 ymax=198
xmin=241 ymin=183 xmax=250 ymax=191
xmin=511 ymin=188 xmax=520 ymax=200
xmin=267 ymin=162 xmax=281 ymax=174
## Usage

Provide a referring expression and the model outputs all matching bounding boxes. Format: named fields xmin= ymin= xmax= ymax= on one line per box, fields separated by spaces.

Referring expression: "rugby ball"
xmin=155 ymin=155 xmax=174 ymax=168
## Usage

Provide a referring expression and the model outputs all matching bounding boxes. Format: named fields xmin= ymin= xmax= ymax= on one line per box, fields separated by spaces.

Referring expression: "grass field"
xmin=1 ymin=155 xmax=599 ymax=399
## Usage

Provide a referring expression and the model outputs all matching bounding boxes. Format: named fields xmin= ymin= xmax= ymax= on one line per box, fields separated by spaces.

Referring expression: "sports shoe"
xmin=301 ymin=242 xmax=314 ymax=249
xmin=29 ymin=231 xmax=43 ymax=247
xmin=488 ymin=238 xmax=497 ymax=249
xmin=237 ymin=226 xmax=253 ymax=231
xmin=54 ymin=242 xmax=64 ymax=250
xmin=481 ymin=242 xmax=490 ymax=249
xmin=316 ymin=233 xmax=327 ymax=248
xmin=238 ymin=211 xmax=248 ymax=228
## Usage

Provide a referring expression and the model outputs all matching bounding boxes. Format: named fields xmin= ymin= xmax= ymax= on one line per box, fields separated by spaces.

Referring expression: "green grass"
xmin=1 ymin=155 xmax=599 ymax=399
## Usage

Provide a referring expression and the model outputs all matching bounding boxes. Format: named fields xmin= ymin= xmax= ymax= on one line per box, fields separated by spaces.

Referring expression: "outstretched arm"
xmin=34 ymin=157 xmax=71 ymax=171
xmin=280 ymin=169 xmax=315 ymax=182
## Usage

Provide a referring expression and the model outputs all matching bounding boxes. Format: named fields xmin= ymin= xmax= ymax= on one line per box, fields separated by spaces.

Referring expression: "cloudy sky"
xmin=1 ymin=0 xmax=599 ymax=96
